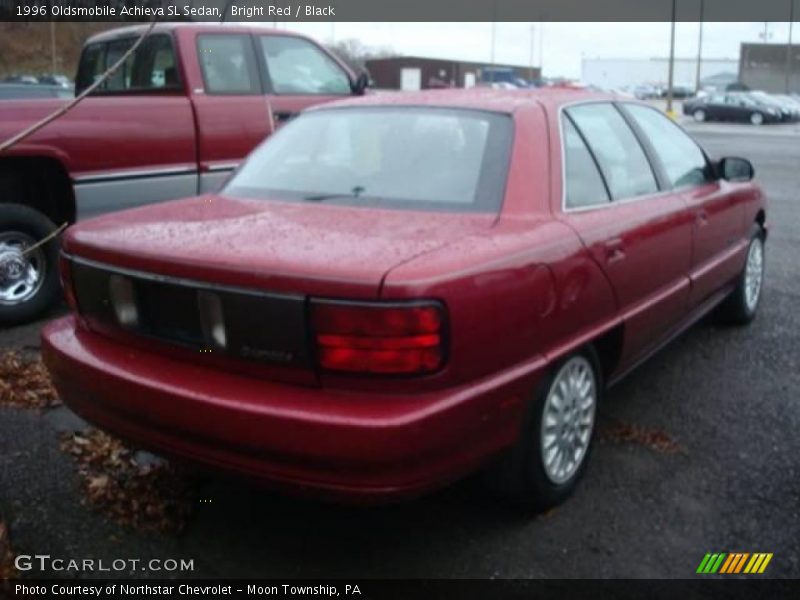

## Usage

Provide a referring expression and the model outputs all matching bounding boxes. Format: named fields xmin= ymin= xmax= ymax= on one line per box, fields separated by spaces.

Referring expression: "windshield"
xmin=223 ymin=107 xmax=513 ymax=213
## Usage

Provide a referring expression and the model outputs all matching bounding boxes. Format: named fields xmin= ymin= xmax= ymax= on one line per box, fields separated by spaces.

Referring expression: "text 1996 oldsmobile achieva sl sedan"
xmin=43 ymin=90 xmax=767 ymax=509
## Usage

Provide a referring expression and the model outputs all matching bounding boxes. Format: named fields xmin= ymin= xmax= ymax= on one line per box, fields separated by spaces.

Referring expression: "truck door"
xmin=69 ymin=34 xmax=198 ymax=218
xmin=191 ymin=33 xmax=271 ymax=193
xmin=254 ymin=34 xmax=355 ymax=127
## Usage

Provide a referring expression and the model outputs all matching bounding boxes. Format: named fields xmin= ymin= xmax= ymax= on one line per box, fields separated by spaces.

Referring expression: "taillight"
xmin=310 ymin=300 xmax=446 ymax=375
xmin=59 ymin=254 xmax=78 ymax=312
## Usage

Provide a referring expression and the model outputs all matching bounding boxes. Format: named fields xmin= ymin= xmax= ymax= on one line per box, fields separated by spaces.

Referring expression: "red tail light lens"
xmin=59 ymin=254 xmax=78 ymax=312
xmin=310 ymin=300 xmax=446 ymax=375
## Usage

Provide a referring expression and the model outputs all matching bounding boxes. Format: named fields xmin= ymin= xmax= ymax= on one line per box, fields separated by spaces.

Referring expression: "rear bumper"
xmin=42 ymin=316 xmax=539 ymax=502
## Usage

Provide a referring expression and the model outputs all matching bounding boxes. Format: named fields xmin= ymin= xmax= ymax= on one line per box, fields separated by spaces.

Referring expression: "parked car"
xmin=0 ymin=83 xmax=72 ymax=100
xmin=35 ymin=74 xmax=72 ymax=88
xmin=631 ymin=84 xmax=661 ymax=100
xmin=0 ymin=23 xmax=368 ymax=324
xmin=683 ymin=93 xmax=783 ymax=125
xmin=43 ymin=90 xmax=767 ymax=510
xmin=661 ymin=85 xmax=694 ymax=99
xmin=748 ymin=91 xmax=800 ymax=122
xmin=2 ymin=74 xmax=39 ymax=85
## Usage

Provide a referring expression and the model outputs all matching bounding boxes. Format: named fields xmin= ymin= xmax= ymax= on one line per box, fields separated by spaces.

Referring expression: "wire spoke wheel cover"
xmin=744 ymin=237 xmax=764 ymax=312
xmin=0 ymin=231 xmax=46 ymax=305
xmin=540 ymin=356 xmax=597 ymax=485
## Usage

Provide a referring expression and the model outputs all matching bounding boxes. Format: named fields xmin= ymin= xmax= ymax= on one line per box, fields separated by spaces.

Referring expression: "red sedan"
xmin=42 ymin=90 xmax=767 ymax=509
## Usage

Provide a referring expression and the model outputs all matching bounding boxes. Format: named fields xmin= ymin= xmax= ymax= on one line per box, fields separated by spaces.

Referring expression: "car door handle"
xmin=273 ymin=111 xmax=296 ymax=123
xmin=604 ymin=238 xmax=626 ymax=263
xmin=696 ymin=209 xmax=709 ymax=226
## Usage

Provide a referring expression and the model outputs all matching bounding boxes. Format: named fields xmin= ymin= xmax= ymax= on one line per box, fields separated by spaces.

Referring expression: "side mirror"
xmin=351 ymin=71 xmax=370 ymax=96
xmin=719 ymin=157 xmax=754 ymax=182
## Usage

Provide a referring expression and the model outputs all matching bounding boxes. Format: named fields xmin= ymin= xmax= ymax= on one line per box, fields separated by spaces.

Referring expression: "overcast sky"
xmin=260 ymin=21 xmax=798 ymax=78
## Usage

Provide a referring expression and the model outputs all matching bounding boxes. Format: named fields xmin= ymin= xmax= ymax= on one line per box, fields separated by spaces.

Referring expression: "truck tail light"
xmin=310 ymin=300 xmax=446 ymax=375
xmin=59 ymin=254 xmax=78 ymax=312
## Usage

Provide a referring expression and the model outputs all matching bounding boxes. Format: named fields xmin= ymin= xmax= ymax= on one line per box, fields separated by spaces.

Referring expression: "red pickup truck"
xmin=0 ymin=23 xmax=366 ymax=324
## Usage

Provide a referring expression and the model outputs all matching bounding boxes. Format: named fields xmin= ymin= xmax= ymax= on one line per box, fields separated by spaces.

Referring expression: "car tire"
xmin=717 ymin=227 xmax=765 ymax=325
xmin=693 ymin=109 xmax=706 ymax=122
xmin=485 ymin=347 xmax=601 ymax=512
xmin=0 ymin=204 xmax=62 ymax=325
xmin=750 ymin=112 xmax=764 ymax=125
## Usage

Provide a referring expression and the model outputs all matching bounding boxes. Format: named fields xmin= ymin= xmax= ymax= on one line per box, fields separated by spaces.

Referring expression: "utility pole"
xmin=666 ymin=0 xmax=677 ymax=117
xmin=787 ymin=0 xmax=795 ymax=93
xmin=50 ymin=21 xmax=56 ymax=74
xmin=695 ymin=0 xmax=705 ymax=93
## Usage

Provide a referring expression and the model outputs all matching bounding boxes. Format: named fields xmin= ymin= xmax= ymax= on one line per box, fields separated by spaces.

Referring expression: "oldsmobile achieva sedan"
xmin=43 ymin=90 xmax=767 ymax=509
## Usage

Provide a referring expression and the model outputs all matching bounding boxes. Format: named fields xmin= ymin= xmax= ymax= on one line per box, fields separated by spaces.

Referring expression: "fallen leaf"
xmin=0 ymin=351 xmax=60 ymax=410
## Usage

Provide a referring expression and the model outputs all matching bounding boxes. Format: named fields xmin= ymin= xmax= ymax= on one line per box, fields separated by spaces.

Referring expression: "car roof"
xmin=308 ymin=87 xmax=620 ymax=115
xmin=86 ymin=23 xmax=306 ymax=44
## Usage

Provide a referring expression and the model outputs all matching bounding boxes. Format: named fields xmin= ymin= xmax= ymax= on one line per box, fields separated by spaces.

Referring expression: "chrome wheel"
xmin=0 ymin=231 xmax=46 ymax=306
xmin=744 ymin=237 xmax=764 ymax=312
xmin=750 ymin=112 xmax=764 ymax=125
xmin=693 ymin=109 xmax=706 ymax=122
xmin=540 ymin=356 xmax=597 ymax=485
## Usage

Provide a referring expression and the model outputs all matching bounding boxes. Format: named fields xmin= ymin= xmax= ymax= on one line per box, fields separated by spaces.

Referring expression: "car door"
xmin=558 ymin=102 xmax=693 ymax=365
xmin=705 ymin=94 xmax=730 ymax=120
xmin=255 ymin=34 xmax=354 ymax=127
xmin=620 ymin=103 xmax=747 ymax=306
xmin=191 ymin=32 xmax=272 ymax=192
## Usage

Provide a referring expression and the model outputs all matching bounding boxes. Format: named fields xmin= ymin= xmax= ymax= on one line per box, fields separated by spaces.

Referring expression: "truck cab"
xmin=0 ymin=23 xmax=366 ymax=324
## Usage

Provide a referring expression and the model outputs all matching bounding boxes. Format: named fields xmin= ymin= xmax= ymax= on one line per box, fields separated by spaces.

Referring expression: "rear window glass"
xmin=76 ymin=35 xmax=180 ymax=94
xmin=224 ymin=108 xmax=513 ymax=213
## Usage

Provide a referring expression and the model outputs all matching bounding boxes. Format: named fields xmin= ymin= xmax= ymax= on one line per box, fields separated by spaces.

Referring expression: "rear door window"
xmin=259 ymin=36 xmax=351 ymax=95
xmin=197 ymin=34 xmax=260 ymax=95
xmin=562 ymin=117 xmax=611 ymax=209
xmin=566 ymin=103 xmax=659 ymax=200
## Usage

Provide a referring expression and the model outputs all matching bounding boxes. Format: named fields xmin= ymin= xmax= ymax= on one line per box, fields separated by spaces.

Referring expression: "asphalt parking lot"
xmin=1 ymin=124 xmax=798 ymax=579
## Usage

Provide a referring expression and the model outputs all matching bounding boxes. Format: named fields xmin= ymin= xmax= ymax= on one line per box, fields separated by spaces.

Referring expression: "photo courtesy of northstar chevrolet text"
xmin=0 ymin=0 xmax=798 ymax=595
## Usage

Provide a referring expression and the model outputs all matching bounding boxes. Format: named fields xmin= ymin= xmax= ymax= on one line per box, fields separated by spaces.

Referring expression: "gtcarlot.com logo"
xmin=696 ymin=552 xmax=773 ymax=575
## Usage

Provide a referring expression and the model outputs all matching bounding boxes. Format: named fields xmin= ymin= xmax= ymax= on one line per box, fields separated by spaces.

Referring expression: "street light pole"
xmin=529 ymin=24 xmax=536 ymax=81
xmin=787 ymin=0 xmax=795 ymax=93
xmin=695 ymin=0 xmax=705 ymax=93
xmin=666 ymin=0 xmax=677 ymax=117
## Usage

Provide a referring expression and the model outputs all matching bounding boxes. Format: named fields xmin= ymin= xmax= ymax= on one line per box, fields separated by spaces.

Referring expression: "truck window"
xmin=76 ymin=34 xmax=181 ymax=94
xmin=197 ymin=34 xmax=260 ymax=95
xmin=259 ymin=36 xmax=351 ymax=95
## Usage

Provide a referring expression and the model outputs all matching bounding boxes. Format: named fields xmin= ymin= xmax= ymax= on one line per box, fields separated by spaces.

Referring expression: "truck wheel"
xmin=0 ymin=204 xmax=62 ymax=325
xmin=486 ymin=347 xmax=601 ymax=512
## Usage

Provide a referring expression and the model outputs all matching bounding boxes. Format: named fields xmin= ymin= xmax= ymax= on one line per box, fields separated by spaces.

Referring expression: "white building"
xmin=581 ymin=57 xmax=739 ymax=90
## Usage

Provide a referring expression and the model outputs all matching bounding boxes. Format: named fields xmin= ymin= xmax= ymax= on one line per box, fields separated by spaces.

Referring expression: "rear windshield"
xmin=223 ymin=107 xmax=513 ymax=213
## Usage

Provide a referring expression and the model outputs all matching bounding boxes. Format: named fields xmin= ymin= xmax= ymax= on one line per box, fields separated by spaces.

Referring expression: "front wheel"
xmin=750 ymin=112 xmax=764 ymax=125
xmin=693 ymin=109 xmax=706 ymax=122
xmin=486 ymin=349 xmax=601 ymax=512
xmin=717 ymin=230 xmax=765 ymax=325
xmin=0 ymin=204 xmax=62 ymax=325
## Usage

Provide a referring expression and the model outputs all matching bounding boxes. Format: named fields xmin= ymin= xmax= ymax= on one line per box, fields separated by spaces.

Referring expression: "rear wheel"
xmin=0 ymin=204 xmax=61 ymax=325
xmin=717 ymin=229 xmax=765 ymax=325
xmin=750 ymin=112 xmax=764 ymax=125
xmin=487 ymin=348 xmax=600 ymax=511
xmin=693 ymin=109 xmax=706 ymax=122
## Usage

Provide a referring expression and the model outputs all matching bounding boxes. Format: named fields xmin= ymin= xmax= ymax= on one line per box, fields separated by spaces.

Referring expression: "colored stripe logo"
xmin=697 ymin=553 xmax=773 ymax=574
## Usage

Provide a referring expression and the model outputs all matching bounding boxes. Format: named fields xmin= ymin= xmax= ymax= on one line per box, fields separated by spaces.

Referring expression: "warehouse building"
xmin=739 ymin=43 xmax=800 ymax=93
xmin=581 ymin=57 xmax=738 ymax=90
xmin=365 ymin=56 xmax=541 ymax=90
